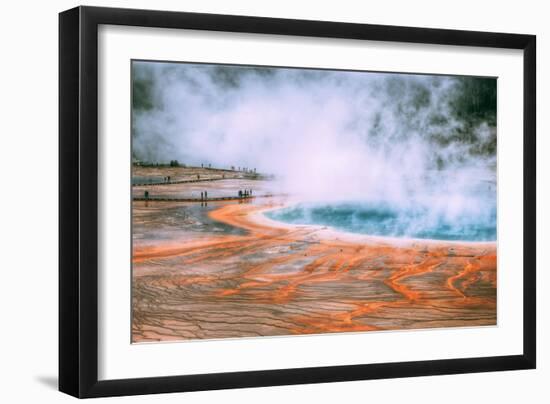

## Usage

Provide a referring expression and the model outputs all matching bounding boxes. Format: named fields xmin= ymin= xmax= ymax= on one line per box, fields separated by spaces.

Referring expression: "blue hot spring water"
xmin=266 ymin=199 xmax=496 ymax=242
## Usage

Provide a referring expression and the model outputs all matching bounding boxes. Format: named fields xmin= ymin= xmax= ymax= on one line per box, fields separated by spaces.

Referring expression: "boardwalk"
xmin=133 ymin=194 xmax=275 ymax=203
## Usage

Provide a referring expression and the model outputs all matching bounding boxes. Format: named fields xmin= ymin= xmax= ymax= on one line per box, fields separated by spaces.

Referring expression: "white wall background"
xmin=0 ymin=0 xmax=546 ymax=402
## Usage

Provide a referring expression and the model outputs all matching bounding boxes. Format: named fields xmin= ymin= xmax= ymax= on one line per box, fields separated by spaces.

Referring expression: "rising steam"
xmin=132 ymin=61 xmax=497 ymax=240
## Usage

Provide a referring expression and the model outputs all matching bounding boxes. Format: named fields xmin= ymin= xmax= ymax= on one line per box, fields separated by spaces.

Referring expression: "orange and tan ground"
xmin=132 ymin=188 xmax=496 ymax=342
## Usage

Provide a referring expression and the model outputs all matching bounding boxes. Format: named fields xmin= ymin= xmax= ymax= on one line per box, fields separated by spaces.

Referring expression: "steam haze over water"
xmin=132 ymin=61 xmax=497 ymax=241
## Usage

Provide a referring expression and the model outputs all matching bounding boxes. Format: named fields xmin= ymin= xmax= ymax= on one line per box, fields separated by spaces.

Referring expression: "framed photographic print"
xmin=59 ymin=6 xmax=536 ymax=398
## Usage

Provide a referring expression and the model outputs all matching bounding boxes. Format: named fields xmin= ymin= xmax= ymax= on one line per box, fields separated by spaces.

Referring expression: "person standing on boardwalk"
xmin=200 ymin=191 xmax=203 ymax=201
xmin=204 ymin=191 xmax=208 ymax=200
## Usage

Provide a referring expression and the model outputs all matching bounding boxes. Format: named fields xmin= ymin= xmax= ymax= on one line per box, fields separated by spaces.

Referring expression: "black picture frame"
xmin=59 ymin=5 xmax=536 ymax=398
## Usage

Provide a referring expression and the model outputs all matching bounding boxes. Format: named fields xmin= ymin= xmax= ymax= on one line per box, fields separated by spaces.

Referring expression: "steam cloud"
xmin=132 ymin=61 xmax=496 ymax=240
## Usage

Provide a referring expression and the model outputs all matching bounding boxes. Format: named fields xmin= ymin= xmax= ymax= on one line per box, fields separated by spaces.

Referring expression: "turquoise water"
xmin=266 ymin=201 xmax=496 ymax=242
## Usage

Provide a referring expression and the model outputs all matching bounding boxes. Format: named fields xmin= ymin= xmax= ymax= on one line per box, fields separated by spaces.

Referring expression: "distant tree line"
xmin=378 ymin=75 xmax=497 ymax=161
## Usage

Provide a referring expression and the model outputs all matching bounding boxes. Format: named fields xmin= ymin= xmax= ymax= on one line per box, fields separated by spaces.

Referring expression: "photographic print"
xmin=131 ymin=60 xmax=497 ymax=343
